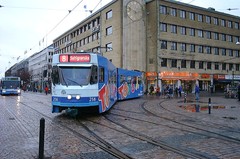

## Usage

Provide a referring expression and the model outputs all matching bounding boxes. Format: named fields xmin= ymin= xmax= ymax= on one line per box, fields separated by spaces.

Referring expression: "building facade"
xmin=51 ymin=0 xmax=240 ymax=93
xmin=28 ymin=45 xmax=54 ymax=92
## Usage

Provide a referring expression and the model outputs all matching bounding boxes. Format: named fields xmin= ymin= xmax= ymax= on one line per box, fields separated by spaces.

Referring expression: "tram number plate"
xmin=89 ymin=97 xmax=97 ymax=102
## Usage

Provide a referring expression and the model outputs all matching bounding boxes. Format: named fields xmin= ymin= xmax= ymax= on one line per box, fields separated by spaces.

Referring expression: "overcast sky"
xmin=0 ymin=0 xmax=239 ymax=78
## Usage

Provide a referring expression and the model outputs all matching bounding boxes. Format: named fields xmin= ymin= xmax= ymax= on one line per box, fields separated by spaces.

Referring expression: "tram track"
xmin=7 ymin=96 xmax=133 ymax=159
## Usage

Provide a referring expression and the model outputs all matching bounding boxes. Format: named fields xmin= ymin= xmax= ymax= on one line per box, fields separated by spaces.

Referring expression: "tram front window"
xmin=59 ymin=66 xmax=91 ymax=86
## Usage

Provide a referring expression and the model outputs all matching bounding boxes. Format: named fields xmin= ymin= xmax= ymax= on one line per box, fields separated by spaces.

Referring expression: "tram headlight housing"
xmin=76 ymin=95 xmax=80 ymax=100
xmin=67 ymin=95 xmax=72 ymax=100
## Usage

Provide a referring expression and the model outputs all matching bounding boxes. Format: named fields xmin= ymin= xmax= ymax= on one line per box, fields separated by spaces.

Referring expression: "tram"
xmin=0 ymin=76 xmax=21 ymax=95
xmin=51 ymin=52 xmax=144 ymax=114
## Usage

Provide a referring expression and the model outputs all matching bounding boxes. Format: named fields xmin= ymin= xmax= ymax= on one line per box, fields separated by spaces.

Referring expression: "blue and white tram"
xmin=51 ymin=52 xmax=144 ymax=114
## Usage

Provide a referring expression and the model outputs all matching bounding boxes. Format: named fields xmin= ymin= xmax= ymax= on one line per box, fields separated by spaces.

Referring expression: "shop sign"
xmin=160 ymin=71 xmax=199 ymax=80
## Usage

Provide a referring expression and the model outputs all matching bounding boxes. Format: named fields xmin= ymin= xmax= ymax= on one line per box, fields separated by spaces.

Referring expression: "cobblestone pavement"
xmin=0 ymin=91 xmax=239 ymax=159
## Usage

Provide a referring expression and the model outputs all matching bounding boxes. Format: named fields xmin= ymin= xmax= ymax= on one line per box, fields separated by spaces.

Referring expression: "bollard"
xmin=208 ymin=98 xmax=211 ymax=114
xmin=38 ymin=118 xmax=45 ymax=159
xmin=184 ymin=93 xmax=187 ymax=103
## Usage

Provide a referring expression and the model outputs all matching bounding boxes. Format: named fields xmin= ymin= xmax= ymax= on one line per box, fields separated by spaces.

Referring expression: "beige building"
xmin=53 ymin=0 xmax=240 ymax=92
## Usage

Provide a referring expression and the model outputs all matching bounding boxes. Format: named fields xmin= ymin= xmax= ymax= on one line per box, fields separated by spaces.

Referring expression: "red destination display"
xmin=59 ymin=54 xmax=90 ymax=63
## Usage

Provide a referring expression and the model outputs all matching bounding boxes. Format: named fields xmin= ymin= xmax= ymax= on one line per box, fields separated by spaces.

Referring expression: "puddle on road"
xmin=179 ymin=104 xmax=225 ymax=112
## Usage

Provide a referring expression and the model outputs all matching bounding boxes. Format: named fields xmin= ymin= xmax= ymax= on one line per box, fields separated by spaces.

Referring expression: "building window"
xmin=197 ymin=14 xmax=203 ymax=22
xmin=215 ymin=63 xmax=219 ymax=70
xmin=229 ymin=64 xmax=233 ymax=71
xmin=228 ymin=49 xmax=233 ymax=56
xmin=170 ymin=8 xmax=177 ymax=16
xmin=199 ymin=61 xmax=204 ymax=69
xmin=222 ymin=63 xmax=226 ymax=70
xmin=180 ymin=27 xmax=186 ymax=35
xmin=213 ymin=17 xmax=218 ymax=25
xmin=161 ymin=41 xmax=167 ymax=49
xmin=171 ymin=42 xmax=177 ymax=50
xmin=106 ymin=42 xmax=112 ymax=52
xmin=214 ymin=47 xmax=219 ymax=55
xmin=171 ymin=59 xmax=177 ymax=68
xmin=198 ymin=45 xmax=203 ymax=53
xmin=190 ymin=44 xmax=195 ymax=52
xmin=190 ymin=61 xmax=195 ymax=68
xmin=180 ymin=43 xmax=186 ymax=51
xmin=206 ymin=46 xmax=211 ymax=54
xmin=222 ymin=48 xmax=226 ymax=56
xmin=206 ymin=31 xmax=211 ymax=39
xmin=160 ymin=5 xmax=167 ymax=14
xmin=189 ymin=12 xmax=195 ymax=20
xmin=180 ymin=10 xmax=186 ymax=18
xmin=106 ymin=10 xmax=112 ymax=19
xmin=161 ymin=58 xmax=167 ymax=67
xmin=234 ymin=22 xmax=239 ymax=29
xmin=181 ymin=60 xmax=186 ymax=68
xmin=189 ymin=28 xmax=195 ymax=36
xmin=198 ymin=30 xmax=203 ymax=37
xmin=236 ymin=64 xmax=240 ymax=71
xmin=235 ymin=50 xmax=239 ymax=57
xmin=207 ymin=62 xmax=212 ymax=69
xmin=227 ymin=35 xmax=233 ymax=42
xmin=235 ymin=36 xmax=239 ymax=43
xmin=221 ymin=19 xmax=226 ymax=27
xmin=160 ymin=23 xmax=167 ymax=32
xmin=228 ymin=21 xmax=232 ymax=28
xmin=106 ymin=26 xmax=112 ymax=35
xmin=171 ymin=25 xmax=177 ymax=33
xmin=221 ymin=34 xmax=226 ymax=41
xmin=213 ymin=32 xmax=219 ymax=40
xmin=206 ymin=16 xmax=211 ymax=24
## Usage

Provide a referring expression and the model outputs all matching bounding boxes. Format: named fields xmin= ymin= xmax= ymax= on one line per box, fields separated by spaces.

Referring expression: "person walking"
xmin=44 ymin=86 xmax=49 ymax=95
xmin=195 ymin=85 xmax=200 ymax=100
xmin=178 ymin=85 xmax=182 ymax=97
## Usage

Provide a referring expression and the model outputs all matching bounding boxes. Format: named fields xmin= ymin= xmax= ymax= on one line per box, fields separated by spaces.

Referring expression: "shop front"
xmin=214 ymin=74 xmax=240 ymax=92
xmin=160 ymin=71 xmax=199 ymax=93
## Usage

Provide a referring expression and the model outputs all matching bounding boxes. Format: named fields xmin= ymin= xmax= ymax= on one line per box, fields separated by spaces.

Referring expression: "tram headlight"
xmin=67 ymin=95 xmax=72 ymax=100
xmin=17 ymin=89 xmax=21 ymax=93
xmin=76 ymin=95 xmax=80 ymax=100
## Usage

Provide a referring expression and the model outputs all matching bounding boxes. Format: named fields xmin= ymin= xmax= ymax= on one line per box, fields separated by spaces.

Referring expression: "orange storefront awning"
xmin=160 ymin=71 xmax=199 ymax=80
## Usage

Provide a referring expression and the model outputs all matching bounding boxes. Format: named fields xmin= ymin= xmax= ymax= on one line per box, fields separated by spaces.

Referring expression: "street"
xmin=0 ymin=91 xmax=240 ymax=159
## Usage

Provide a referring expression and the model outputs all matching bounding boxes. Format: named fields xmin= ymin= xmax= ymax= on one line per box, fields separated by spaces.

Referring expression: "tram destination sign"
xmin=59 ymin=54 xmax=91 ymax=63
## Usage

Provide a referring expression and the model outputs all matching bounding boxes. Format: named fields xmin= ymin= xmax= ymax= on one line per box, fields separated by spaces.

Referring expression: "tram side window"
xmin=127 ymin=76 xmax=131 ymax=84
xmin=99 ymin=67 xmax=104 ymax=83
xmin=52 ymin=66 xmax=60 ymax=85
xmin=90 ymin=65 xmax=98 ymax=84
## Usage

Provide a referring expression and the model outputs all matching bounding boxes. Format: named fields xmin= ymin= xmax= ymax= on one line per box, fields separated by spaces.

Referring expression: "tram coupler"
xmin=208 ymin=98 xmax=211 ymax=114
xmin=38 ymin=118 xmax=45 ymax=159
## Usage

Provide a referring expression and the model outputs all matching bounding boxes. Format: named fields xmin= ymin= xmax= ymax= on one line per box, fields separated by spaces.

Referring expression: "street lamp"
xmin=236 ymin=41 xmax=240 ymax=45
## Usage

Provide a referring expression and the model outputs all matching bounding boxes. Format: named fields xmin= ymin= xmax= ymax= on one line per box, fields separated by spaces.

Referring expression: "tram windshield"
xmin=52 ymin=66 xmax=93 ymax=86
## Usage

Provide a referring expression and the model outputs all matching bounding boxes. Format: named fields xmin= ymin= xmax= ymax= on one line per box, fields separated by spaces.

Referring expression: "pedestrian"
xmin=175 ymin=87 xmax=178 ymax=97
xmin=178 ymin=85 xmax=182 ymax=97
xmin=238 ymin=84 xmax=240 ymax=101
xmin=149 ymin=85 xmax=154 ymax=95
xmin=44 ymin=86 xmax=49 ymax=95
xmin=195 ymin=85 xmax=200 ymax=100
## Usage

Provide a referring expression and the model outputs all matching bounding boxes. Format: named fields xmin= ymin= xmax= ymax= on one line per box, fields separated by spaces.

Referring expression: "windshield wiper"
xmin=59 ymin=68 xmax=68 ymax=87
xmin=65 ymin=78 xmax=82 ymax=87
